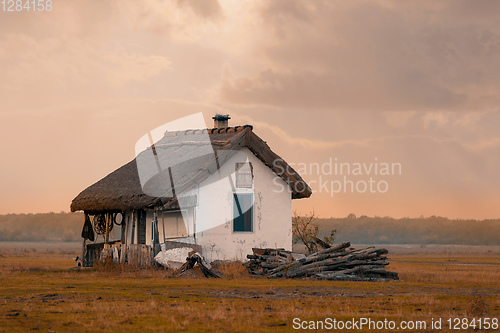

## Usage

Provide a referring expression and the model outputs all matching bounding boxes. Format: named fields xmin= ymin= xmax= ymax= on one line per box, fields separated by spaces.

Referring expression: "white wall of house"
xmin=121 ymin=148 xmax=293 ymax=262
xmin=185 ymin=148 xmax=293 ymax=262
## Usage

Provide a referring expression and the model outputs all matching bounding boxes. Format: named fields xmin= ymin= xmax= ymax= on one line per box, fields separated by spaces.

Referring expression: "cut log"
xmin=267 ymin=242 xmax=351 ymax=277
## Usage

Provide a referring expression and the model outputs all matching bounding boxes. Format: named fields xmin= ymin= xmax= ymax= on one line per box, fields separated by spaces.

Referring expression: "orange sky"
xmin=1 ymin=0 xmax=499 ymax=219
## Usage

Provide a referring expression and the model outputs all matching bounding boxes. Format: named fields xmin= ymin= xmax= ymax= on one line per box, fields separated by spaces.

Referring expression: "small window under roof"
xmin=235 ymin=162 xmax=253 ymax=188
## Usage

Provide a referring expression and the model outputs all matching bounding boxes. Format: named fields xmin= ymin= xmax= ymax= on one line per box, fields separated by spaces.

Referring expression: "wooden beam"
xmin=82 ymin=212 xmax=88 ymax=267
xmin=131 ymin=211 xmax=136 ymax=244
xmin=120 ymin=213 xmax=126 ymax=244
xmin=105 ymin=212 xmax=110 ymax=244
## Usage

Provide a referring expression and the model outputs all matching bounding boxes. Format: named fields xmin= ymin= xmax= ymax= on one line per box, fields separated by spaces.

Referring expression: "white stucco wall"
xmin=185 ymin=148 xmax=293 ymax=262
xmin=122 ymin=148 xmax=294 ymax=262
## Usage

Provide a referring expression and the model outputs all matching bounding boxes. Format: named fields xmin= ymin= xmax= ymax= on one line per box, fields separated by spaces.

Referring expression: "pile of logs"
xmin=246 ymin=242 xmax=399 ymax=281
xmin=245 ymin=248 xmax=305 ymax=276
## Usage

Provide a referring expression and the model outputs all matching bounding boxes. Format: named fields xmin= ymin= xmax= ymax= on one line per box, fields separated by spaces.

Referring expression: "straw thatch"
xmin=70 ymin=125 xmax=311 ymax=213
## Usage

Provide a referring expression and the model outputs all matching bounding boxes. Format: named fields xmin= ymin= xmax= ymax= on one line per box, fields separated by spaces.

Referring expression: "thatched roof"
xmin=70 ymin=125 xmax=311 ymax=213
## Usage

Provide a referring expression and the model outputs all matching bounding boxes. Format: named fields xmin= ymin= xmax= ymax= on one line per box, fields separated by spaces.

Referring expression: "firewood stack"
xmin=245 ymin=248 xmax=304 ymax=276
xmin=247 ymin=242 xmax=399 ymax=282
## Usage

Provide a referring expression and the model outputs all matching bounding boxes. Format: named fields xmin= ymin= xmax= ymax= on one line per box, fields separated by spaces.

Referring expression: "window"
xmin=235 ymin=162 xmax=253 ymax=188
xmin=233 ymin=193 xmax=253 ymax=232
xmin=162 ymin=211 xmax=188 ymax=240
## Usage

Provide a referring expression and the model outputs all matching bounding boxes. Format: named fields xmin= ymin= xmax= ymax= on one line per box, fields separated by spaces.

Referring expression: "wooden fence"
xmin=84 ymin=243 xmax=152 ymax=267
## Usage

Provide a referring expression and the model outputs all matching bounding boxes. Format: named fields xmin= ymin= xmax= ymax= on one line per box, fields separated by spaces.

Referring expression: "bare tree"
xmin=292 ymin=211 xmax=336 ymax=254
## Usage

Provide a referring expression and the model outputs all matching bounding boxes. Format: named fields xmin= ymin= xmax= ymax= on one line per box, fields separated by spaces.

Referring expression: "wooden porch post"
xmin=120 ymin=213 xmax=126 ymax=244
xmin=105 ymin=212 xmax=110 ymax=244
xmin=82 ymin=212 xmax=88 ymax=266
xmin=152 ymin=210 xmax=158 ymax=262
xmin=131 ymin=210 xmax=136 ymax=244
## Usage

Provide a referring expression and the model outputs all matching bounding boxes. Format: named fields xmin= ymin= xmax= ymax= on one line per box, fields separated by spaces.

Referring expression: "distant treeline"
xmin=0 ymin=212 xmax=83 ymax=242
xmin=1 ymin=212 xmax=499 ymax=245
xmin=316 ymin=215 xmax=500 ymax=246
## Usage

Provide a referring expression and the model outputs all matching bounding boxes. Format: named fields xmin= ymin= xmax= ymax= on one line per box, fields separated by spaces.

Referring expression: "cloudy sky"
xmin=1 ymin=0 xmax=499 ymax=219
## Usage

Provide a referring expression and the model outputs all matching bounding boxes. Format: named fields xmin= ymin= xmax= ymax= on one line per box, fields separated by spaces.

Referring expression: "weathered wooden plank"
xmin=112 ymin=245 xmax=120 ymax=265
xmin=82 ymin=238 xmax=87 ymax=267
xmin=104 ymin=212 xmax=110 ymax=244
xmin=120 ymin=243 xmax=127 ymax=264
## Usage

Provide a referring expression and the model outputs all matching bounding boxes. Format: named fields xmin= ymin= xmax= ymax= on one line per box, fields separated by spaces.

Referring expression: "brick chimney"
xmin=212 ymin=114 xmax=230 ymax=128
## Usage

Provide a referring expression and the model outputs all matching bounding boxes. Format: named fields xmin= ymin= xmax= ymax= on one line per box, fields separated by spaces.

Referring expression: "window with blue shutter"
xmin=233 ymin=193 xmax=253 ymax=232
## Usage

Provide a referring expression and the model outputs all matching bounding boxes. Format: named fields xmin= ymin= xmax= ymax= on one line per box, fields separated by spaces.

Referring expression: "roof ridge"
xmin=164 ymin=125 xmax=253 ymax=137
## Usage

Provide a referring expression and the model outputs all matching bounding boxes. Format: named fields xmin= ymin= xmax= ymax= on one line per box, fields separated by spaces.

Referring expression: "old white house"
xmin=71 ymin=115 xmax=311 ymax=265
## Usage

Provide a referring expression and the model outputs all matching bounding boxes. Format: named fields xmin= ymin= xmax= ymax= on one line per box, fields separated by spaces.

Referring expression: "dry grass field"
xmin=0 ymin=243 xmax=499 ymax=332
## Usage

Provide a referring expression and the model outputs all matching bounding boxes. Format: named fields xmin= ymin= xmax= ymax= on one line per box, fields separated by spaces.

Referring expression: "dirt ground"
xmin=0 ymin=243 xmax=499 ymax=332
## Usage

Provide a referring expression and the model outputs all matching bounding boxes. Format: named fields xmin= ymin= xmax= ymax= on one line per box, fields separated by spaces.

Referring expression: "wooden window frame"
xmin=232 ymin=193 xmax=253 ymax=233
xmin=235 ymin=162 xmax=253 ymax=188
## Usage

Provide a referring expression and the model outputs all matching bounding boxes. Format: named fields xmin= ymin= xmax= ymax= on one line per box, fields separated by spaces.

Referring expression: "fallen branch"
xmin=178 ymin=252 xmax=221 ymax=278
